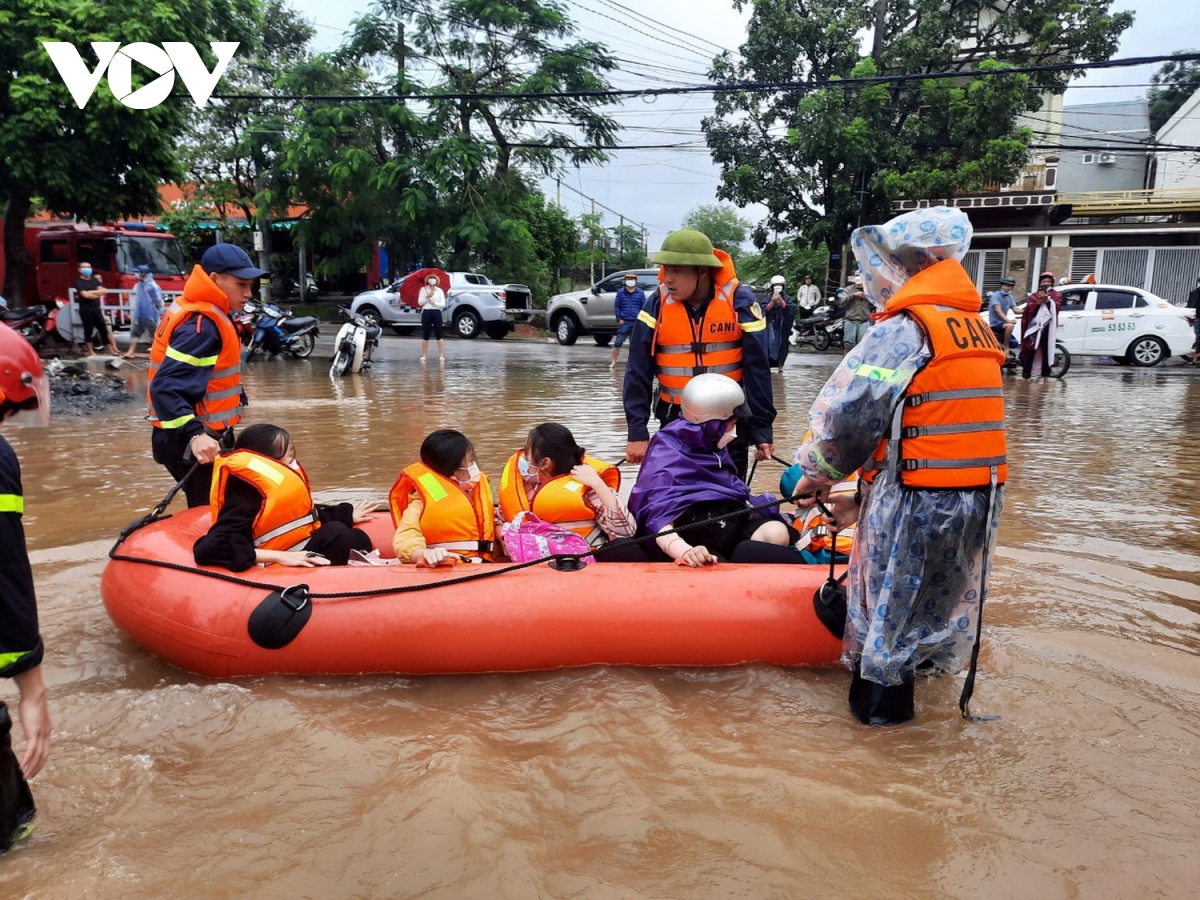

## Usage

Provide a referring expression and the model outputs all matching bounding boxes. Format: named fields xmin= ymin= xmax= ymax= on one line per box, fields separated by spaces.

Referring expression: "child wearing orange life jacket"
xmin=193 ymin=424 xmax=375 ymax=571
xmin=499 ymin=423 xmax=635 ymax=547
xmin=390 ymin=429 xmax=498 ymax=566
xmin=780 ymin=463 xmax=858 ymax=564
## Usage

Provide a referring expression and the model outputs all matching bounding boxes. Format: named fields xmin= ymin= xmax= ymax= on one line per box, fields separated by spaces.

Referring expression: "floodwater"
xmin=3 ymin=336 xmax=1199 ymax=899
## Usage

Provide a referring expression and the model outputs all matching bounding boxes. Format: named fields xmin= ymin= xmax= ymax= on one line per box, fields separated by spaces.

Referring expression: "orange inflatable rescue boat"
xmin=101 ymin=508 xmax=845 ymax=679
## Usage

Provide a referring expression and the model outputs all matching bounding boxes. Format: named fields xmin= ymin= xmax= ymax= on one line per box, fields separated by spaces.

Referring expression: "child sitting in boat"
xmin=498 ymin=423 xmax=635 ymax=549
xmin=779 ymin=462 xmax=858 ymax=564
xmin=194 ymin=424 xmax=376 ymax=570
xmin=628 ymin=373 xmax=796 ymax=567
xmin=390 ymin=429 xmax=498 ymax=566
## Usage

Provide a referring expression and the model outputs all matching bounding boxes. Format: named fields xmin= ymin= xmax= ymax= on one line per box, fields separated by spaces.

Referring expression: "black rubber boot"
xmin=848 ymin=663 xmax=915 ymax=726
xmin=0 ymin=703 xmax=36 ymax=854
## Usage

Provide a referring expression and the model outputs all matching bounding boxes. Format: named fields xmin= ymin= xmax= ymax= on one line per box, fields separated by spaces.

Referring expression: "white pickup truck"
xmin=350 ymin=271 xmax=533 ymax=339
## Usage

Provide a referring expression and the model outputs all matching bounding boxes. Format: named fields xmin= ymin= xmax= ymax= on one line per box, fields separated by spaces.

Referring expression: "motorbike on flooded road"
xmin=792 ymin=304 xmax=844 ymax=352
xmin=330 ymin=306 xmax=380 ymax=376
xmin=241 ymin=299 xmax=320 ymax=361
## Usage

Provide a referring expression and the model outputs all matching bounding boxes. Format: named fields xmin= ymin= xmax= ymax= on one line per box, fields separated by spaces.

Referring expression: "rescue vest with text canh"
xmin=210 ymin=450 xmax=319 ymax=551
xmin=147 ymin=265 xmax=244 ymax=432
xmin=646 ymin=249 xmax=745 ymax=406
xmin=498 ymin=450 xmax=621 ymax=545
xmin=388 ymin=463 xmax=496 ymax=559
xmin=863 ymin=259 xmax=1007 ymax=489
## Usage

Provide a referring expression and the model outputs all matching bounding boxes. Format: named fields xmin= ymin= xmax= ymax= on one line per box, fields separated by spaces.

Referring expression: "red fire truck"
xmin=0 ymin=222 xmax=188 ymax=320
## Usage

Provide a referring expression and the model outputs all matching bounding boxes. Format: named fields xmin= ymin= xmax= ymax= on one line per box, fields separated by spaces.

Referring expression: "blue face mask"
xmin=518 ymin=453 xmax=541 ymax=483
xmin=80 ymin=268 xmax=93 ymax=277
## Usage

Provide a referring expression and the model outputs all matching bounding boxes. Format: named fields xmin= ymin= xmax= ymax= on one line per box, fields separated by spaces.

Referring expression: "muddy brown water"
xmin=3 ymin=337 xmax=1198 ymax=898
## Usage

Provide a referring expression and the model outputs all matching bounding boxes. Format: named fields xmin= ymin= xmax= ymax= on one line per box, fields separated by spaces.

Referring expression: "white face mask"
xmin=717 ymin=427 xmax=737 ymax=450
xmin=625 ymin=280 xmax=637 ymax=289
xmin=286 ymin=459 xmax=302 ymax=473
xmin=457 ymin=461 xmax=480 ymax=485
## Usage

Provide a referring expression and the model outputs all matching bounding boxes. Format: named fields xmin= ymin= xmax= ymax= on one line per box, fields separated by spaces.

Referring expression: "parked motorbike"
xmin=1 ymin=304 xmax=51 ymax=348
xmin=242 ymin=299 xmax=320 ymax=361
xmin=792 ymin=303 xmax=844 ymax=351
xmin=273 ymin=272 xmax=320 ymax=300
xmin=329 ymin=306 xmax=380 ymax=377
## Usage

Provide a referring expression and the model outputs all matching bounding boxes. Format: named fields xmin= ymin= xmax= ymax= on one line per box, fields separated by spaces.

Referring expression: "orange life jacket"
xmin=388 ymin=463 xmax=496 ymax=559
xmin=147 ymin=265 xmax=244 ymax=432
xmin=498 ymin=450 xmax=621 ymax=544
xmin=210 ymin=450 xmax=319 ymax=551
xmin=862 ymin=260 xmax=1007 ymax=489
xmin=647 ymin=249 xmax=754 ymax=406
xmin=796 ymin=477 xmax=857 ymax=555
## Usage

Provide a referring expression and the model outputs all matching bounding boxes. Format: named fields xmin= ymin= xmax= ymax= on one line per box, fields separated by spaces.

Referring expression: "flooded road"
xmin=3 ymin=335 xmax=1199 ymax=898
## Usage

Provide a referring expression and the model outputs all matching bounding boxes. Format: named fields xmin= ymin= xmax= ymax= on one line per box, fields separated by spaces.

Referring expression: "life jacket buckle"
xmin=902 ymin=426 xmax=919 ymax=439
xmin=691 ymin=340 xmax=705 ymax=356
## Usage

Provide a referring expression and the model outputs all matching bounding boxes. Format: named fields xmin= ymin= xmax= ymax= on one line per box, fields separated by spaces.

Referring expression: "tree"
xmin=0 ymin=0 xmax=259 ymax=304
xmin=682 ymin=203 xmax=751 ymax=260
xmin=1148 ymin=51 xmax=1200 ymax=133
xmin=737 ymin=239 xmax=829 ymax=289
xmin=610 ymin=223 xmax=645 ymax=269
xmin=703 ymin=0 xmax=1134 ymax=268
xmin=178 ymin=0 xmax=316 ymax=294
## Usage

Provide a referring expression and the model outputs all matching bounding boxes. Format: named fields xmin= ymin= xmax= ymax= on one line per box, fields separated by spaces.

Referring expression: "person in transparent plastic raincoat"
xmin=791 ymin=207 xmax=1006 ymax=726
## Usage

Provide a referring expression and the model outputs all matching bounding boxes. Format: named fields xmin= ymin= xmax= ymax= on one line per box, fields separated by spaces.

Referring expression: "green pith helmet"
xmin=652 ymin=229 xmax=723 ymax=268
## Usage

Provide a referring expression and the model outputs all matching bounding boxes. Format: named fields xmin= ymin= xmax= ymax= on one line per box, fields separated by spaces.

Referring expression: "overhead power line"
xmin=217 ymin=51 xmax=1200 ymax=103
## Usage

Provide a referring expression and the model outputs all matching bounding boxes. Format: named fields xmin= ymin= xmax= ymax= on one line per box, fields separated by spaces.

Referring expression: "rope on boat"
xmin=109 ymin=456 xmax=812 ymax=601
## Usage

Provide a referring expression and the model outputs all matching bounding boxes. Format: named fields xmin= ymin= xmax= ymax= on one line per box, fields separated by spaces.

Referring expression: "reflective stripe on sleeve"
xmin=164 ymin=346 xmax=220 ymax=367
xmin=853 ymin=364 xmax=904 ymax=383
xmin=740 ymin=318 xmax=766 ymax=333
xmin=0 ymin=493 xmax=24 ymax=514
xmin=154 ymin=412 xmax=197 ymax=429
xmin=637 ymin=310 xmax=657 ymax=329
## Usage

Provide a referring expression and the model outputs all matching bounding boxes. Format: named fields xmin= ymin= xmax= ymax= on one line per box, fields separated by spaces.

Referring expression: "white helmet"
xmin=769 ymin=275 xmax=785 ymax=286
xmin=680 ymin=373 xmax=747 ymax=424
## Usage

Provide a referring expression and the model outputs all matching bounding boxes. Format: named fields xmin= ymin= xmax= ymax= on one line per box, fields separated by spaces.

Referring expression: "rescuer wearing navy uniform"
xmin=0 ymin=323 xmax=52 ymax=854
xmin=622 ymin=229 xmax=775 ymax=480
xmin=147 ymin=244 xmax=266 ymax=507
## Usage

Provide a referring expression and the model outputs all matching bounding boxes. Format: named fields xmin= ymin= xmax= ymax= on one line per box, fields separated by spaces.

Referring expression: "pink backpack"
xmin=501 ymin=511 xmax=594 ymax=563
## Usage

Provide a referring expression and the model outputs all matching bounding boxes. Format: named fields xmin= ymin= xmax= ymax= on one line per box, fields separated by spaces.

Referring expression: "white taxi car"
xmin=1014 ymin=283 xmax=1194 ymax=367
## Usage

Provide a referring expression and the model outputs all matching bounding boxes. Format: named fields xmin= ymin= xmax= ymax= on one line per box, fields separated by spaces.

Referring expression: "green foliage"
xmin=737 ymin=239 xmax=829 ymax=288
xmin=681 ymin=203 xmax=752 ymax=260
xmin=0 ymin=0 xmax=260 ymax=301
xmin=1148 ymin=51 xmax=1200 ymax=132
xmin=278 ymin=0 xmax=619 ymax=300
xmin=703 ymin=0 xmax=1134 ymax=259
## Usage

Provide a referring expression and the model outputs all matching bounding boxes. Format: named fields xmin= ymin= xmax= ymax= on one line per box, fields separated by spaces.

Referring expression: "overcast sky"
xmin=287 ymin=0 xmax=1197 ymax=251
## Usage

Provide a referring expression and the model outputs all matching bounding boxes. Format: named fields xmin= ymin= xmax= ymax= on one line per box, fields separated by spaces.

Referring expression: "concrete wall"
xmin=1155 ymin=89 xmax=1200 ymax=192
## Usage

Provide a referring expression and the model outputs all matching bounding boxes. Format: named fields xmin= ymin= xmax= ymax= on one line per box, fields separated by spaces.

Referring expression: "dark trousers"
xmin=1020 ymin=344 xmax=1052 ymax=378
xmin=151 ymin=428 xmax=234 ymax=508
xmin=77 ymin=301 xmax=111 ymax=349
xmin=0 ymin=703 xmax=35 ymax=854
xmin=305 ymin=522 xmax=373 ymax=566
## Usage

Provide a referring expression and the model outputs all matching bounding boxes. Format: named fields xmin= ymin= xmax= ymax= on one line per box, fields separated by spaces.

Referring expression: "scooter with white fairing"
xmin=330 ymin=306 xmax=380 ymax=376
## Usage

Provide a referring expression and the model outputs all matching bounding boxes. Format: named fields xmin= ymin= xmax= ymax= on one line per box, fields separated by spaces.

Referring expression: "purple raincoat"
xmin=629 ymin=417 xmax=750 ymax=535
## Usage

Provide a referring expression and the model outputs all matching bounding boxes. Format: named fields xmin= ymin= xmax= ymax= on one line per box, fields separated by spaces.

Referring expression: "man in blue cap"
xmin=147 ymin=243 xmax=266 ymax=506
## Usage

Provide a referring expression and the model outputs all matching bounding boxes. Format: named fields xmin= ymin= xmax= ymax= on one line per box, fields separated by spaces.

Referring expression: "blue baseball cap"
xmin=200 ymin=243 xmax=268 ymax=279
xmin=133 ymin=264 xmax=152 ymax=274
